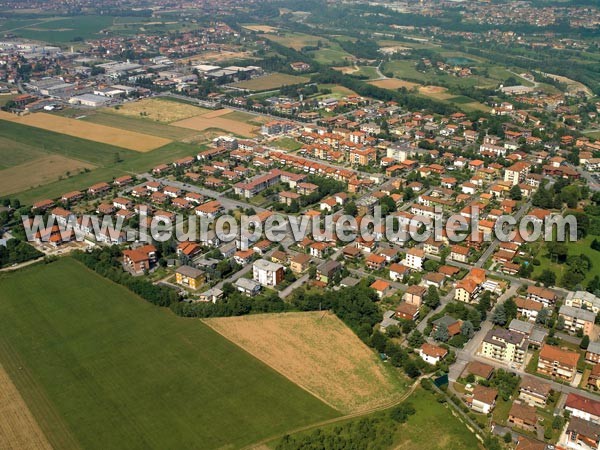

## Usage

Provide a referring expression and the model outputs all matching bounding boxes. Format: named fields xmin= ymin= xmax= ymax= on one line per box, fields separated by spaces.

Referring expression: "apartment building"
xmin=480 ymin=328 xmax=528 ymax=365
xmin=565 ymin=291 xmax=600 ymax=314
xmin=537 ymin=344 xmax=579 ymax=382
xmin=252 ymin=259 xmax=285 ymax=287
xmin=559 ymin=305 xmax=596 ymax=336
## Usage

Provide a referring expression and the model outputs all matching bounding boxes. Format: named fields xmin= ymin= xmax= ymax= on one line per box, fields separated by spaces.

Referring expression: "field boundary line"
xmin=241 ymin=375 xmax=425 ymax=450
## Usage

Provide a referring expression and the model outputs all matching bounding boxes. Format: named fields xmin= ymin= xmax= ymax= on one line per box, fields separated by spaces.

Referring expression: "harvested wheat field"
xmin=0 ymin=155 xmax=95 ymax=196
xmin=333 ymin=66 xmax=359 ymax=74
xmin=369 ymin=78 xmax=419 ymax=90
xmin=0 ymin=363 xmax=52 ymax=450
xmin=0 ymin=112 xmax=170 ymax=152
xmin=109 ymin=98 xmax=209 ymax=123
xmin=171 ymin=111 xmax=260 ymax=138
xmin=204 ymin=312 xmax=406 ymax=413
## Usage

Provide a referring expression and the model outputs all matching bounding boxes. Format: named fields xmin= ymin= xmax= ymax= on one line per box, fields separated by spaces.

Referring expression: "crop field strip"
xmin=0 ymin=259 xmax=338 ymax=449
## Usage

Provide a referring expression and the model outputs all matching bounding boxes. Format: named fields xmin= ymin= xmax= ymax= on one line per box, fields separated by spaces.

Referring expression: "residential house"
xmin=235 ymin=278 xmax=262 ymax=296
xmin=588 ymin=365 xmax=600 ymax=391
xmin=470 ymin=386 xmax=498 ymax=414
xmin=516 ymin=297 xmax=544 ymax=322
xmin=395 ymin=302 xmax=420 ymax=321
xmin=462 ymin=361 xmax=494 ymax=381
xmin=566 ymin=393 xmax=600 ymax=424
xmin=508 ymin=403 xmax=538 ymax=432
xmin=403 ymin=285 xmax=427 ymax=307
xmin=587 ymin=342 xmax=600 ymax=364
xmin=290 ymin=253 xmax=311 ymax=274
xmin=371 ymin=279 xmax=393 ymax=299
xmin=175 ymin=266 xmax=205 ymax=290
xmin=519 ymin=377 xmax=552 ymax=408
xmin=564 ymin=417 xmax=600 ymax=450
xmin=432 ymin=316 xmax=462 ymax=339
xmin=419 ymin=343 xmax=448 ymax=365
xmin=527 ymin=286 xmax=558 ymax=308
xmin=316 ymin=260 xmax=341 ymax=284
xmin=389 ymin=263 xmax=410 ymax=282
xmin=405 ymin=248 xmax=425 ymax=271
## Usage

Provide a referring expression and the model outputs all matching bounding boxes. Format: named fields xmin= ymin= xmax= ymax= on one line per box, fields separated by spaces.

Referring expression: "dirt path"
xmin=0 ymin=362 xmax=52 ymax=450
xmin=241 ymin=375 xmax=425 ymax=450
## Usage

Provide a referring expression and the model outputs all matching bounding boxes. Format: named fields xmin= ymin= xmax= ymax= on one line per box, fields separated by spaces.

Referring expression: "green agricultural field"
xmin=0 ymin=258 xmax=338 ymax=450
xmin=80 ymin=111 xmax=200 ymax=141
xmin=0 ymin=118 xmax=204 ymax=204
xmin=232 ymin=73 xmax=310 ymax=91
xmin=7 ymin=16 xmax=115 ymax=44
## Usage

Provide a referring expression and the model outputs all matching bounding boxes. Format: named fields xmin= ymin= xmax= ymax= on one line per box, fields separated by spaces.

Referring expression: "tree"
xmin=509 ymin=184 xmax=522 ymax=201
xmin=581 ymin=335 xmax=590 ymax=350
xmin=536 ymin=308 xmax=550 ymax=325
xmin=344 ymin=201 xmax=357 ymax=216
xmin=460 ymin=320 xmax=475 ymax=339
xmin=556 ymin=315 xmax=565 ymax=331
xmin=491 ymin=304 xmax=507 ymax=326
xmin=504 ymin=298 xmax=518 ymax=322
xmin=408 ymin=330 xmax=425 ymax=347
xmin=433 ymin=326 xmax=449 ymax=342
xmin=537 ymin=269 xmax=556 ymax=287
xmin=424 ymin=285 xmax=440 ymax=309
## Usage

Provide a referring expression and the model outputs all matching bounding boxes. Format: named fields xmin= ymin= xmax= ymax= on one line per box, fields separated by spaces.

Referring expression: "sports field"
xmin=0 ymin=111 xmax=171 ymax=151
xmin=232 ymin=73 xmax=310 ymax=91
xmin=204 ymin=312 xmax=407 ymax=414
xmin=0 ymin=258 xmax=338 ymax=450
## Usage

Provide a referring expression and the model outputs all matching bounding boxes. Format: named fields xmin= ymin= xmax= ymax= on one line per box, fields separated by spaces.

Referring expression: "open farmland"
xmin=0 ymin=155 xmax=95 ymax=197
xmin=243 ymin=24 xmax=278 ymax=33
xmin=0 ymin=112 xmax=170 ymax=152
xmin=79 ymin=111 xmax=200 ymax=141
xmin=204 ymin=312 xmax=407 ymax=414
xmin=232 ymin=73 xmax=310 ymax=91
xmin=171 ymin=108 xmax=262 ymax=137
xmin=0 ymin=259 xmax=337 ymax=450
xmin=261 ymin=31 xmax=324 ymax=50
xmin=0 ymin=363 xmax=52 ymax=450
xmin=369 ymin=78 xmax=420 ymax=90
xmin=108 ymin=98 xmax=210 ymax=123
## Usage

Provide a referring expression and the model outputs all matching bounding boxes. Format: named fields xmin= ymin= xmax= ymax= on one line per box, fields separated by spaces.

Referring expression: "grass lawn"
xmin=492 ymin=397 xmax=513 ymax=425
xmin=272 ymin=137 xmax=303 ymax=151
xmin=269 ymin=387 xmax=480 ymax=450
xmin=356 ymin=66 xmax=380 ymax=79
xmin=532 ymin=234 xmax=600 ymax=286
xmin=0 ymin=258 xmax=338 ymax=450
xmin=379 ymin=387 xmax=482 ymax=449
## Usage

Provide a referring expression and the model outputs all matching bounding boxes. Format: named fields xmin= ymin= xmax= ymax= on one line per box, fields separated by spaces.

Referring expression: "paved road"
xmin=279 ymin=273 xmax=309 ymax=299
xmin=138 ymin=173 xmax=268 ymax=213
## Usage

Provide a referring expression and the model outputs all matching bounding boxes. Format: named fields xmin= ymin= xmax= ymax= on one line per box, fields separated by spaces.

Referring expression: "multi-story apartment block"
xmin=537 ymin=344 xmax=579 ymax=382
xmin=480 ymin=328 xmax=528 ymax=365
